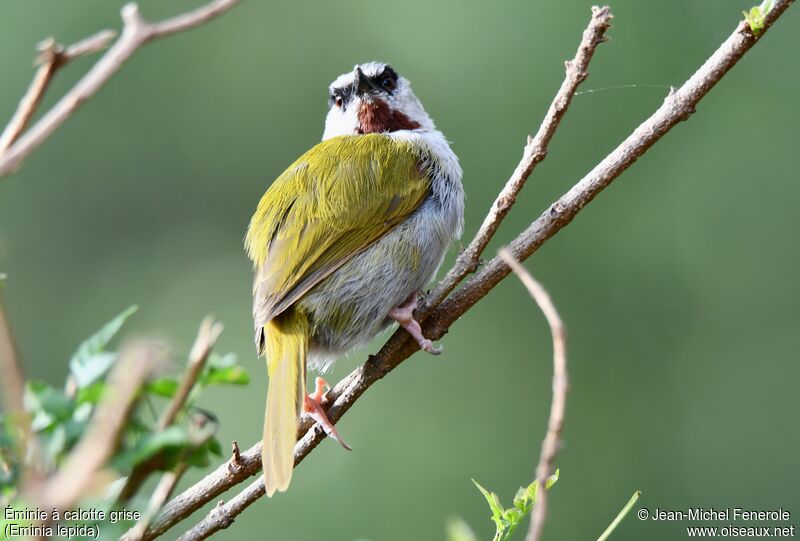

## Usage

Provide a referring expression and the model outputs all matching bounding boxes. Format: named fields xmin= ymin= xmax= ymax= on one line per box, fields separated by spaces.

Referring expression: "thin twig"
xmin=424 ymin=6 xmax=612 ymax=311
xmin=0 ymin=30 xmax=116 ymax=153
xmin=40 ymin=340 xmax=165 ymax=510
xmin=597 ymin=491 xmax=642 ymax=541
xmin=128 ymin=464 xmax=189 ymax=541
xmin=498 ymin=249 xmax=568 ymax=541
xmin=128 ymin=411 xmax=217 ymax=541
xmin=117 ymin=318 xmax=223 ymax=503
xmin=227 ymin=441 xmax=243 ymax=474
xmin=0 ymin=292 xmax=38 ymax=489
xmin=129 ymin=2 xmax=795 ymax=539
xmin=0 ymin=0 xmax=239 ymax=178
xmin=0 ymin=294 xmax=26 ymax=427
xmin=158 ymin=318 xmax=223 ymax=431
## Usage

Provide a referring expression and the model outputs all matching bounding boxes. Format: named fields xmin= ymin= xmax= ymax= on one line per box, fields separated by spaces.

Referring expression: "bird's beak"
xmin=354 ymin=67 xmax=379 ymax=96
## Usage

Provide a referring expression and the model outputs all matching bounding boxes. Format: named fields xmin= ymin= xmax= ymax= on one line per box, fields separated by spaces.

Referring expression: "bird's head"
xmin=322 ymin=62 xmax=435 ymax=140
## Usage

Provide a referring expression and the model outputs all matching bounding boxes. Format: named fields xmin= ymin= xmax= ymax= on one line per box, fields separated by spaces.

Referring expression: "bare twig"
xmin=424 ymin=6 xmax=613 ymax=311
xmin=40 ymin=340 xmax=165 ymax=509
xmin=0 ymin=292 xmax=39 ymax=489
xmin=128 ymin=411 xmax=217 ymax=541
xmin=158 ymin=318 xmax=223 ymax=431
xmin=227 ymin=441 xmax=243 ymax=474
xmin=597 ymin=490 xmax=642 ymax=541
xmin=0 ymin=30 xmax=116 ymax=153
xmin=0 ymin=0 xmax=239 ymax=178
xmin=0 ymin=294 xmax=26 ymax=425
xmin=130 ymin=3 xmax=797 ymax=539
xmin=117 ymin=318 xmax=223 ymax=503
xmin=498 ymin=249 xmax=568 ymax=541
xmin=128 ymin=464 xmax=189 ymax=541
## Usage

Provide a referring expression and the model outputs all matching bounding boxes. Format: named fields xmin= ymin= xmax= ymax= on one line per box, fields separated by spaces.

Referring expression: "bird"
xmin=245 ymin=62 xmax=464 ymax=497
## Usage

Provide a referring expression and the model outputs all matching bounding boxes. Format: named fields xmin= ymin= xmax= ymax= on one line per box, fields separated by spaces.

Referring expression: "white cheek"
xmin=322 ymin=104 xmax=360 ymax=140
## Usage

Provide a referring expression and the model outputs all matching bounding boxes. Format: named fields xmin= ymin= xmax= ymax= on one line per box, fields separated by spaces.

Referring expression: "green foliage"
xmin=69 ymin=305 xmax=138 ymax=388
xmin=471 ymin=470 xmax=560 ymax=541
xmin=202 ymin=352 xmax=251 ymax=386
xmin=0 ymin=418 xmax=20 ymax=495
xmin=0 ymin=307 xmax=248 ymax=537
xmin=454 ymin=475 xmax=639 ymax=541
xmin=446 ymin=517 xmax=479 ymax=541
xmin=743 ymin=0 xmax=774 ymax=34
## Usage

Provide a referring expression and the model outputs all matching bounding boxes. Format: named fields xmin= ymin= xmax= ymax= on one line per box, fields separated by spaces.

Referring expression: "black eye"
xmin=381 ymin=76 xmax=396 ymax=91
xmin=335 ymin=96 xmax=344 ymax=108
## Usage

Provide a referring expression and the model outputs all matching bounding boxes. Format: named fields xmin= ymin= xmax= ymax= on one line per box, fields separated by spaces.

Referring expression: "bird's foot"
xmin=304 ymin=377 xmax=352 ymax=451
xmin=389 ymin=294 xmax=443 ymax=355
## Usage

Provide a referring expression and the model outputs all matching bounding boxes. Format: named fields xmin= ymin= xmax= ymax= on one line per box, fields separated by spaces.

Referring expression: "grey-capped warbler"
xmin=245 ymin=62 xmax=464 ymax=496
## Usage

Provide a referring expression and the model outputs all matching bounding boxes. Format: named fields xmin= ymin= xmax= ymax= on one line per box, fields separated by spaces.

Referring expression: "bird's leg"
xmin=389 ymin=293 xmax=443 ymax=355
xmin=303 ymin=376 xmax=352 ymax=451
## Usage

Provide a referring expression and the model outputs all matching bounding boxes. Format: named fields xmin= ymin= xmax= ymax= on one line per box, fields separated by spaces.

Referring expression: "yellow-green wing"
xmin=245 ymin=133 xmax=430 ymax=348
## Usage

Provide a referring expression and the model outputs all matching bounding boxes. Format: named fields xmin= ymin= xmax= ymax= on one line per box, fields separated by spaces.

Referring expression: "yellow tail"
xmin=262 ymin=308 xmax=309 ymax=497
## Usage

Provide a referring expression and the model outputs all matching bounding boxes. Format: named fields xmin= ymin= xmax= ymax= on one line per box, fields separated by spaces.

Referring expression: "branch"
xmin=127 ymin=464 xmax=189 ymax=541
xmin=497 ymin=249 xmax=568 ymax=541
xmin=0 ymin=293 xmax=26 ymax=430
xmin=158 ymin=318 xmax=223 ymax=431
xmin=116 ymin=318 xmax=223 ymax=503
xmin=132 ymin=2 xmax=795 ymax=539
xmin=0 ymin=0 xmax=239 ymax=179
xmin=425 ymin=5 xmax=612 ymax=310
xmin=0 ymin=30 xmax=116 ymax=153
xmin=0 ymin=291 xmax=39 ymax=489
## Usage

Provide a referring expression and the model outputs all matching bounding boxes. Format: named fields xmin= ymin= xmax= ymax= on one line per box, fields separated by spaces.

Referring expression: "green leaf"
xmin=203 ymin=366 xmax=250 ymax=386
xmin=207 ymin=352 xmax=236 ymax=369
xmin=134 ymin=426 xmax=191 ymax=462
xmin=184 ymin=443 xmax=214 ymax=468
xmin=207 ymin=436 xmax=223 ymax=457
xmin=69 ymin=305 xmax=138 ymax=388
xmin=24 ymin=381 xmax=73 ymax=431
xmin=472 ymin=471 xmax=560 ymax=541
xmin=113 ymin=426 xmax=191 ymax=471
xmin=472 ymin=479 xmax=504 ymax=519
xmin=75 ymin=381 xmax=106 ymax=405
xmin=546 ymin=468 xmax=560 ymax=489
xmin=743 ymin=0 xmax=773 ymax=34
xmin=446 ymin=517 xmax=479 ymax=541
xmin=147 ymin=378 xmax=180 ymax=398
xmin=201 ymin=353 xmax=249 ymax=386
xmin=44 ymin=424 xmax=68 ymax=458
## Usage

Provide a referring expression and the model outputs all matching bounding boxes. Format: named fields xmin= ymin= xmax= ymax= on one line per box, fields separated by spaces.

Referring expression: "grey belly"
xmin=297 ymin=201 xmax=451 ymax=372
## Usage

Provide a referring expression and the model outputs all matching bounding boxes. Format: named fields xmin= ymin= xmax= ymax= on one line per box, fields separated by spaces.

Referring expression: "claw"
xmin=304 ymin=377 xmax=352 ymax=451
xmin=388 ymin=293 xmax=443 ymax=355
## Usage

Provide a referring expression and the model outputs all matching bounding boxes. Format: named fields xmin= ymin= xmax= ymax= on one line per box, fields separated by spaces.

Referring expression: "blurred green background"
xmin=1 ymin=0 xmax=798 ymax=539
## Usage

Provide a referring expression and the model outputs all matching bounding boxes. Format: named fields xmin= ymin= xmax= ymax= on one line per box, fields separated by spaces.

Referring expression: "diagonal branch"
xmin=0 ymin=0 xmax=239 ymax=179
xmin=158 ymin=318 xmax=224 ymax=431
xmin=0 ymin=294 xmax=26 ymax=429
xmin=130 ymin=1 xmax=795 ymax=539
xmin=116 ymin=318 xmax=223 ymax=504
xmin=0 ymin=30 xmax=116 ymax=153
xmin=0 ymin=291 xmax=39 ymax=490
xmin=498 ymin=249 xmax=568 ymax=541
xmin=424 ymin=5 xmax=612 ymax=311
